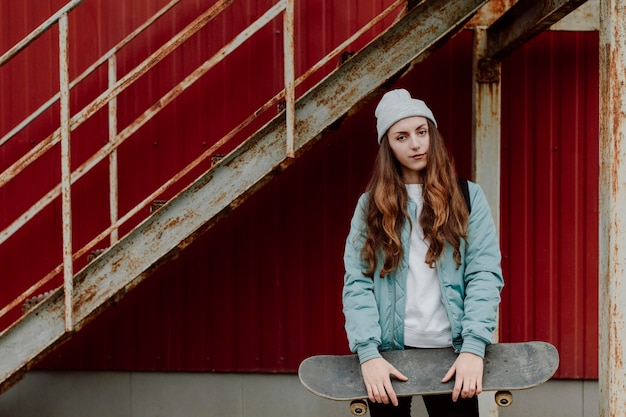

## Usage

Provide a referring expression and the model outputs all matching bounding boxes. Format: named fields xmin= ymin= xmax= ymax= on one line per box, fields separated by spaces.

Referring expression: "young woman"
xmin=342 ymin=89 xmax=504 ymax=417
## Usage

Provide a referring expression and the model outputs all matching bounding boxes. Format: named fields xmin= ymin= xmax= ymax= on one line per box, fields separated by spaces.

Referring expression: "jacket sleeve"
xmin=460 ymin=182 xmax=504 ymax=357
xmin=342 ymin=194 xmax=383 ymax=364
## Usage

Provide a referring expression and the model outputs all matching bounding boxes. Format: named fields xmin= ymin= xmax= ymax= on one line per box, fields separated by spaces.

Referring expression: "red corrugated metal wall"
xmin=500 ymin=31 xmax=599 ymax=379
xmin=1 ymin=1 xmax=598 ymax=379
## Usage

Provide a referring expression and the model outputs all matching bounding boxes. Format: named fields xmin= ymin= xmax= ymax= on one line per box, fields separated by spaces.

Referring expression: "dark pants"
xmin=367 ymin=394 xmax=479 ymax=417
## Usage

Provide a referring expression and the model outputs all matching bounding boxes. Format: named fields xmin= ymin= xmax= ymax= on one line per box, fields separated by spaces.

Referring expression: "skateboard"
xmin=298 ymin=341 xmax=559 ymax=415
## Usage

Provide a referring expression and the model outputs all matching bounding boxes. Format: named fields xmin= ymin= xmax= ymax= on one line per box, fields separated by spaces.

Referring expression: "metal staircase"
xmin=0 ymin=0 xmax=508 ymax=392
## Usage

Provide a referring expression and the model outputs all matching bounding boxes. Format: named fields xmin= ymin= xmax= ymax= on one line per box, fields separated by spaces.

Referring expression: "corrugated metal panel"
xmin=500 ymin=31 xmax=599 ymax=379
xmin=2 ymin=1 xmax=599 ymax=379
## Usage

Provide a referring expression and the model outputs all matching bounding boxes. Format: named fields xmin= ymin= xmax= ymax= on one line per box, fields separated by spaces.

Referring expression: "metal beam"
xmin=0 ymin=0 xmax=488 ymax=393
xmin=472 ymin=28 xmax=502 ymax=242
xmin=599 ymin=1 xmax=626 ymax=416
xmin=486 ymin=0 xmax=589 ymax=60
xmin=472 ymin=26 xmax=502 ymax=417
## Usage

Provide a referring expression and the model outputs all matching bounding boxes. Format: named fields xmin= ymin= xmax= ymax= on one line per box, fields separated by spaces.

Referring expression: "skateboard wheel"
xmin=495 ymin=390 xmax=513 ymax=407
xmin=350 ymin=399 xmax=368 ymax=416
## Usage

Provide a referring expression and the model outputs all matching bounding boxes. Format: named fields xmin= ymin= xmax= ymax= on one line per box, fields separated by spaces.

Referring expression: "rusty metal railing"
xmin=0 ymin=0 xmax=405 ymax=334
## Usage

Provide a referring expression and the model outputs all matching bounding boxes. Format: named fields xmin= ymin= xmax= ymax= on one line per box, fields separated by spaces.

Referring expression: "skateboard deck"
xmin=299 ymin=342 xmax=558 ymax=415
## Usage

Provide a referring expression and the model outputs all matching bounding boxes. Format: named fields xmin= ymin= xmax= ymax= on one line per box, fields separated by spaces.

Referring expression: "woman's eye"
xmin=418 ymin=129 xmax=427 ymax=136
xmin=396 ymin=135 xmax=406 ymax=141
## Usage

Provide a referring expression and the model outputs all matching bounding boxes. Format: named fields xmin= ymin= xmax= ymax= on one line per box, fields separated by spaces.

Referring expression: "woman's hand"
xmin=441 ymin=352 xmax=484 ymax=401
xmin=360 ymin=357 xmax=408 ymax=406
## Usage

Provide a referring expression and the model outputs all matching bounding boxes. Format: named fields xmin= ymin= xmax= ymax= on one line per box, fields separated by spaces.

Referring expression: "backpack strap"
xmin=457 ymin=177 xmax=471 ymax=214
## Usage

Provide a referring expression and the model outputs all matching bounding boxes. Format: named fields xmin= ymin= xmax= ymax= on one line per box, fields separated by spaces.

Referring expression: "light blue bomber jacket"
xmin=342 ymin=181 xmax=504 ymax=364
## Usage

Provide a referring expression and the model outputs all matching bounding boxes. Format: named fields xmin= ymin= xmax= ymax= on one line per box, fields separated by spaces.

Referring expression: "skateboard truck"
xmin=347 ymin=391 xmax=513 ymax=416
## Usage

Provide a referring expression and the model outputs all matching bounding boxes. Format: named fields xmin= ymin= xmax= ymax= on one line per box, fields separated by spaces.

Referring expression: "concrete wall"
xmin=0 ymin=372 xmax=598 ymax=417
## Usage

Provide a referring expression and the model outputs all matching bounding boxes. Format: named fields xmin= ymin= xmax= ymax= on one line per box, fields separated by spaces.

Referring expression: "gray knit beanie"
xmin=375 ymin=89 xmax=437 ymax=144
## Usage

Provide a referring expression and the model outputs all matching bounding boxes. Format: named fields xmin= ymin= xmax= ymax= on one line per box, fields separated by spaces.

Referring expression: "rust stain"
xmin=609 ymin=46 xmax=624 ymax=199
xmin=611 ymin=287 xmax=625 ymax=371
xmin=466 ymin=0 xmax=518 ymax=28
xmin=164 ymin=216 xmax=183 ymax=230
xmin=476 ymin=57 xmax=501 ymax=83
xmin=73 ymin=279 xmax=98 ymax=309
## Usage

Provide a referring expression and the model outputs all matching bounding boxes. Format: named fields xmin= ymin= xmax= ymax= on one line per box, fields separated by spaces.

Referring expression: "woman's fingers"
xmin=361 ymin=358 xmax=408 ymax=406
xmin=443 ymin=352 xmax=484 ymax=401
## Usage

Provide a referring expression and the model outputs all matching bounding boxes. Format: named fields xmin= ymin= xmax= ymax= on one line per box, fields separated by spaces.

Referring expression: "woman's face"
xmin=386 ymin=116 xmax=430 ymax=184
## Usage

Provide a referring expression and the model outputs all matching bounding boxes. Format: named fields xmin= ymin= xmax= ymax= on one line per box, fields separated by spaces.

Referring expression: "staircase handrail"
xmin=0 ymin=0 xmax=85 ymax=67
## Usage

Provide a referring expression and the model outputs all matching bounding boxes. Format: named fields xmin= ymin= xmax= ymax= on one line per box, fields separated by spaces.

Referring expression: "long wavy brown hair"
xmin=362 ymin=120 xmax=469 ymax=277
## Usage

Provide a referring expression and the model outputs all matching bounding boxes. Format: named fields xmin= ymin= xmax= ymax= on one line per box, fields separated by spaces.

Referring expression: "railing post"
xmin=108 ymin=55 xmax=119 ymax=245
xmin=283 ymin=0 xmax=295 ymax=157
xmin=59 ymin=12 xmax=74 ymax=331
